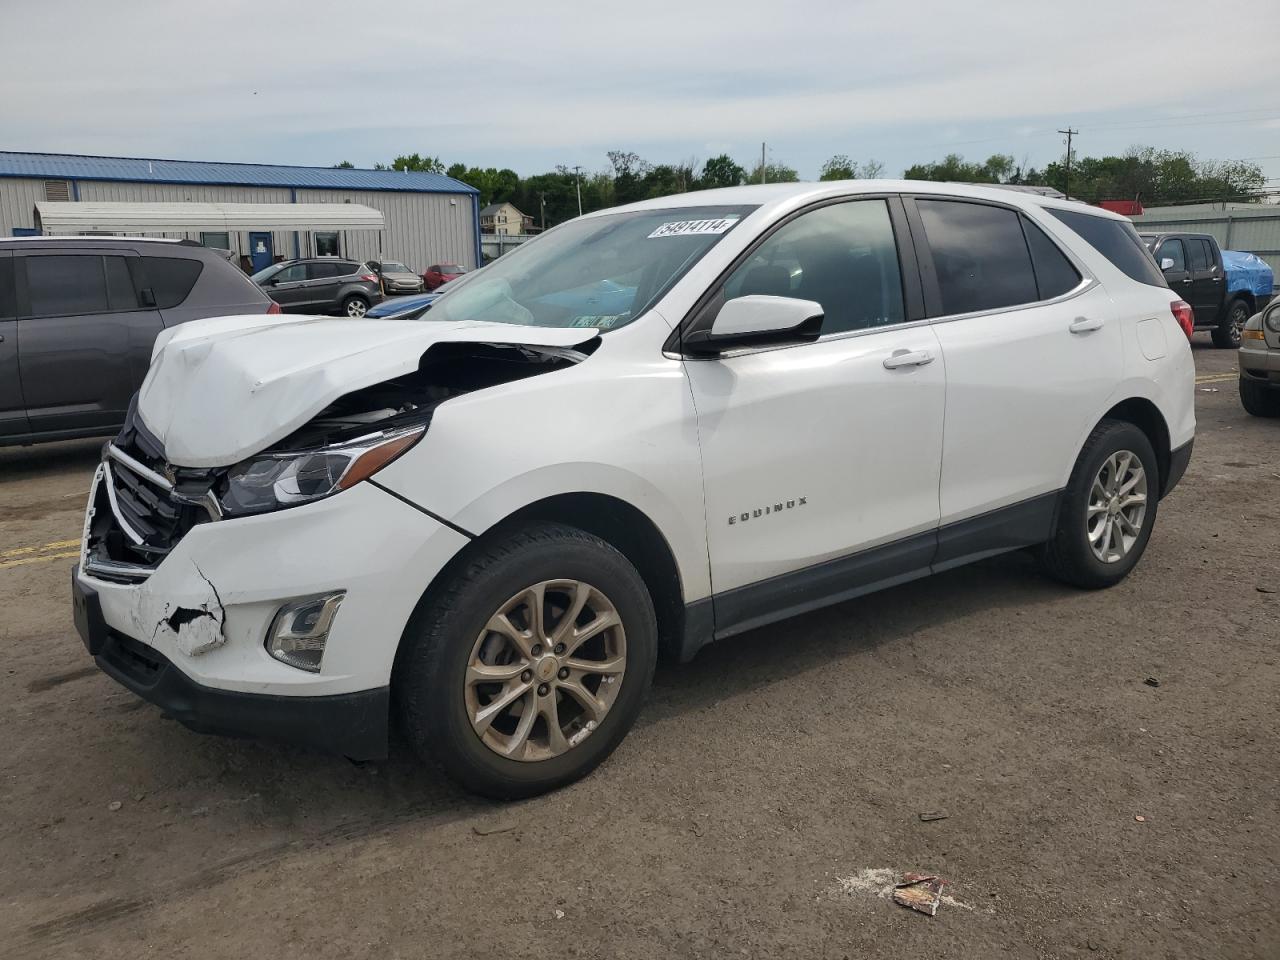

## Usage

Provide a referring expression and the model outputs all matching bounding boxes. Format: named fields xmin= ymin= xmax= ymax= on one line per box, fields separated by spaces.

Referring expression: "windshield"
xmin=250 ymin=264 xmax=282 ymax=283
xmin=435 ymin=264 xmax=466 ymax=274
xmin=429 ymin=205 xmax=755 ymax=330
xmin=380 ymin=262 xmax=412 ymax=274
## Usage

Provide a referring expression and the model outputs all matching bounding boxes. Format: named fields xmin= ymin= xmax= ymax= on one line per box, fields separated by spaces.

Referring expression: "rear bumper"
xmin=75 ymin=568 xmax=389 ymax=759
xmin=1163 ymin=439 xmax=1193 ymax=498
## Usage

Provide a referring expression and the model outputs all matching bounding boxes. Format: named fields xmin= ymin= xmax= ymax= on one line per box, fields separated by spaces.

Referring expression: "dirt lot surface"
xmin=1 ymin=341 xmax=1277 ymax=959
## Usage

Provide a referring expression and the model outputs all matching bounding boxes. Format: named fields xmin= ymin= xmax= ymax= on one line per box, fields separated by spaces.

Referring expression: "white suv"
xmin=72 ymin=182 xmax=1195 ymax=798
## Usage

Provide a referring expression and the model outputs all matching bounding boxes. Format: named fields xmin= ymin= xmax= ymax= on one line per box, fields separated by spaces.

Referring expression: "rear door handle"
xmin=883 ymin=349 xmax=934 ymax=369
xmin=1068 ymin=316 xmax=1104 ymax=334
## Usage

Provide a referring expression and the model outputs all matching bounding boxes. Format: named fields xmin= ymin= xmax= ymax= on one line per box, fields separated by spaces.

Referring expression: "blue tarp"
xmin=1222 ymin=249 xmax=1274 ymax=297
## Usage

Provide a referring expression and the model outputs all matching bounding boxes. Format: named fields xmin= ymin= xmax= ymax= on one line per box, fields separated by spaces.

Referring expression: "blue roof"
xmin=0 ymin=151 xmax=479 ymax=195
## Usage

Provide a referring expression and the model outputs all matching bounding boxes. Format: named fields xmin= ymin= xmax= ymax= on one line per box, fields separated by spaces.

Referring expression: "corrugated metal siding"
xmin=0 ymin=151 xmax=478 ymax=195
xmin=1133 ymin=207 xmax=1280 ymax=278
xmin=0 ymin=177 xmax=49 ymax=235
xmin=295 ymin=189 xmax=477 ymax=272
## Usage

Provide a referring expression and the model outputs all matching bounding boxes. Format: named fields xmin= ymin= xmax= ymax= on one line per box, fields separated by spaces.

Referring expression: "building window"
xmin=200 ymin=232 xmax=231 ymax=250
xmin=315 ymin=232 xmax=340 ymax=257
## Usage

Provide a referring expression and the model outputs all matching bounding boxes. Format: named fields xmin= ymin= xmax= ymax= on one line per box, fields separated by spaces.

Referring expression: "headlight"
xmin=1265 ymin=305 xmax=1280 ymax=334
xmin=221 ymin=425 xmax=424 ymax=516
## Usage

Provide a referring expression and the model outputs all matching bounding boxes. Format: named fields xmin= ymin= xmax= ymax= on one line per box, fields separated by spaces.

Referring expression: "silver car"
xmin=1239 ymin=299 xmax=1280 ymax=417
xmin=369 ymin=259 xmax=424 ymax=295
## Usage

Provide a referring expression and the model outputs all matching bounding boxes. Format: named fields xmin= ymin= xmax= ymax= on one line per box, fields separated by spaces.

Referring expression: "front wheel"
xmin=1240 ymin=377 xmax=1280 ymax=417
xmin=1212 ymin=299 xmax=1251 ymax=348
xmin=1039 ymin=420 xmax=1159 ymax=589
xmin=395 ymin=524 xmax=657 ymax=799
xmin=342 ymin=295 xmax=369 ymax=318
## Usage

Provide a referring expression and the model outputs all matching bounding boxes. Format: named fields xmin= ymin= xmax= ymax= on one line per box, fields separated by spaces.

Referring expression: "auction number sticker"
xmin=647 ymin=215 xmax=740 ymax=239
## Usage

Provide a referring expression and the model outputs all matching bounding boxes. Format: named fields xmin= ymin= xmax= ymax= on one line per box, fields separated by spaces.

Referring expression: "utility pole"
xmin=539 ymin=193 xmax=546 ymax=232
xmin=1058 ymin=127 xmax=1078 ymax=200
xmin=572 ymin=165 xmax=583 ymax=217
xmin=761 ymin=142 xmax=767 ymax=184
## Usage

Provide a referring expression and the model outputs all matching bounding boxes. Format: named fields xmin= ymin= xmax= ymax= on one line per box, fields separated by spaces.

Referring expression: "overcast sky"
xmin=7 ymin=0 xmax=1280 ymax=187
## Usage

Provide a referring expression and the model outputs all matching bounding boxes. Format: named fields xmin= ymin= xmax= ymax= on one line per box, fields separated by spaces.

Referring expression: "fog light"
xmin=266 ymin=592 xmax=345 ymax=673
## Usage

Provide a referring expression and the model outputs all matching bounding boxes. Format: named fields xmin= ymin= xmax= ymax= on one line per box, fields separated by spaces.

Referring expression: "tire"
xmin=395 ymin=523 xmax=658 ymax=799
xmin=342 ymin=295 xmax=369 ymax=318
xmin=1212 ymin=299 xmax=1251 ymax=348
xmin=1038 ymin=420 xmax=1159 ymax=589
xmin=1240 ymin=376 xmax=1280 ymax=417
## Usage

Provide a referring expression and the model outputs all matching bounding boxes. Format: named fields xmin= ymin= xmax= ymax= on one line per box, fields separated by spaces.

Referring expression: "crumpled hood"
xmin=137 ymin=315 xmax=597 ymax=467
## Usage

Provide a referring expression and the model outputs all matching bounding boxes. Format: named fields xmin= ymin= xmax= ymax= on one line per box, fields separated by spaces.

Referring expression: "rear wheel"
xmin=1212 ymin=299 xmax=1251 ymax=348
xmin=1240 ymin=376 xmax=1280 ymax=417
xmin=395 ymin=524 xmax=657 ymax=799
xmin=342 ymin=295 xmax=369 ymax=318
xmin=1039 ymin=420 xmax=1159 ymax=589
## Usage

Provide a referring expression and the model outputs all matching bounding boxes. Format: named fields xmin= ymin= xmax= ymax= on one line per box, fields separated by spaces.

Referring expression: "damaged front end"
xmin=84 ymin=339 xmax=592 ymax=586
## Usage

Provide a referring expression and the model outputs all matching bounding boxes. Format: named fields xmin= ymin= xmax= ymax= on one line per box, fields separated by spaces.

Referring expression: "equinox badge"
xmin=728 ymin=497 xmax=807 ymax=525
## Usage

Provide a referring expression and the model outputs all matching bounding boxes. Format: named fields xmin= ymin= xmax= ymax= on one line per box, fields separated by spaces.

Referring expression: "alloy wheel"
xmin=1087 ymin=450 xmax=1148 ymax=563
xmin=465 ymin=580 xmax=626 ymax=762
xmin=1229 ymin=304 xmax=1249 ymax=345
xmin=346 ymin=298 xmax=367 ymax=318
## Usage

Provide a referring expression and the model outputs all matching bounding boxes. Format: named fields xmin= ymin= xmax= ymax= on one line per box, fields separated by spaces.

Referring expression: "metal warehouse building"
xmin=1132 ymin=202 xmax=1280 ymax=278
xmin=0 ymin=151 xmax=480 ymax=274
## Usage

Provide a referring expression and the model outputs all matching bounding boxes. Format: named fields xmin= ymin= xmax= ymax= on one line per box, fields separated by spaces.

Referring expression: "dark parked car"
xmin=252 ymin=258 xmax=384 ymax=317
xmin=1139 ymin=232 xmax=1273 ymax=348
xmin=0 ymin=236 xmax=277 ymax=447
xmin=423 ymin=262 xmax=468 ymax=290
xmin=367 ymin=259 xmax=424 ymax=295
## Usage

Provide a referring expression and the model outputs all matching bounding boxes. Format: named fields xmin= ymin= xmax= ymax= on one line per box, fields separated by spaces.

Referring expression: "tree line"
xmin=333 ymin=146 xmax=1265 ymax=229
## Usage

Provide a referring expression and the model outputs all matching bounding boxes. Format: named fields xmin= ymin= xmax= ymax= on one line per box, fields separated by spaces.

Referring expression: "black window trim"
xmin=12 ymin=250 xmax=152 ymax=321
xmin=667 ymin=193 xmax=927 ymax=357
xmin=902 ymin=194 xmax=1095 ymax=324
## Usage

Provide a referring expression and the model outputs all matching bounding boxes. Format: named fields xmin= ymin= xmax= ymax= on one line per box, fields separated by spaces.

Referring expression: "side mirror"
xmin=683 ymin=294 xmax=824 ymax=356
xmin=1160 ymin=258 xmax=1175 ymax=271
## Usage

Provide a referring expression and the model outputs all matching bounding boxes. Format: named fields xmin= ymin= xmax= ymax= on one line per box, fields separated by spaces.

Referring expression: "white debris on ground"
xmin=831 ymin=868 xmax=977 ymax=913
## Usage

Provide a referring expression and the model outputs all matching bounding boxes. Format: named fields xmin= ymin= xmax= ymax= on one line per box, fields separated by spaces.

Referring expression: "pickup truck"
xmin=1139 ymin=231 xmax=1275 ymax=348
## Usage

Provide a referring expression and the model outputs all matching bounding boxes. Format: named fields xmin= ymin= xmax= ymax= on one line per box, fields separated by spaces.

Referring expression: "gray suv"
xmin=0 ymin=237 xmax=275 ymax=447
xmin=252 ymin=258 xmax=384 ymax=317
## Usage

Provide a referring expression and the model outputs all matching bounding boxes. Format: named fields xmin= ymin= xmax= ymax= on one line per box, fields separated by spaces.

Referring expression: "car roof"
xmin=588 ymin=179 xmax=1122 ymax=224
xmin=0 ymin=235 xmax=193 ymax=245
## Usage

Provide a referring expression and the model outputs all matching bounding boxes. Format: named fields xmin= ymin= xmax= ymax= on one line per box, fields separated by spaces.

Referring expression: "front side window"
xmin=24 ymin=255 xmax=111 ymax=317
xmin=429 ymin=204 xmax=755 ymax=330
xmin=0 ymin=257 xmax=15 ymax=318
xmin=722 ymin=199 xmax=905 ymax=334
xmin=917 ymin=199 xmax=1037 ymax=315
xmin=1048 ymin=208 xmax=1167 ymax=288
xmin=274 ymin=264 xmax=307 ymax=282
xmin=1158 ymin=238 xmax=1186 ymax=273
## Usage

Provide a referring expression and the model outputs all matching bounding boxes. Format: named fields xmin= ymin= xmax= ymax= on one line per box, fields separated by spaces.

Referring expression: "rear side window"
xmin=1158 ymin=238 xmax=1186 ymax=272
xmin=0 ymin=258 xmax=14 ymax=318
xmin=1021 ymin=217 xmax=1082 ymax=300
xmin=306 ymin=262 xmax=341 ymax=280
xmin=104 ymin=256 xmax=139 ymax=310
xmin=917 ymin=199 xmax=1038 ymax=315
xmin=1047 ymin=208 xmax=1166 ymax=288
xmin=1188 ymin=239 xmax=1211 ymax=272
xmin=25 ymin=255 xmax=111 ymax=317
xmin=142 ymin=256 xmax=204 ymax=308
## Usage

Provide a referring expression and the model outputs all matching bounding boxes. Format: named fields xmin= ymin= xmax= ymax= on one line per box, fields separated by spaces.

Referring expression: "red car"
xmin=423 ymin=262 xmax=468 ymax=290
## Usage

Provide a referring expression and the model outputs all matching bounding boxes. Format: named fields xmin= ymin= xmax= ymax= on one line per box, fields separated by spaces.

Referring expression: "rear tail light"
xmin=1170 ymin=300 xmax=1194 ymax=339
xmin=266 ymin=302 xmax=282 ymax=315
xmin=361 ymin=274 xmax=379 ymax=283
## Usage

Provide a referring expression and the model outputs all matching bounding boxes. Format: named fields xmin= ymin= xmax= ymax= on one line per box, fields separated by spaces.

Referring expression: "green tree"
xmin=332 ymin=160 xmax=355 ymax=169
xmin=1042 ymin=147 xmax=1263 ymax=204
xmin=902 ymin=153 xmax=1015 ymax=184
xmin=744 ymin=161 xmax=799 ymax=184
xmin=701 ymin=154 xmax=745 ymax=189
xmin=819 ymin=155 xmax=856 ymax=180
xmin=390 ymin=153 xmax=445 ymax=174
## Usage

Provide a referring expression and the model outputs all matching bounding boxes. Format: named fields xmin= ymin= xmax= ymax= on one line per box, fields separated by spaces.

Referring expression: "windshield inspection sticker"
xmin=647 ymin=216 xmax=740 ymax=239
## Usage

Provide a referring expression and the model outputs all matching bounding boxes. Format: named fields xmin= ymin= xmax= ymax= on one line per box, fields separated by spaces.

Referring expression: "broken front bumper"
xmin=74 ymin=570 xmax=389 ymax=759
xmin=73 ymin=479 xmax=471 ymax=758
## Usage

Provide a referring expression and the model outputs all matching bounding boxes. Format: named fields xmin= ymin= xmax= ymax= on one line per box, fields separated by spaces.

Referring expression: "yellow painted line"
xmin=1195 ymin=373 xmax=1236 ymax=385
xmin=0 ymin=549 xmax=81 ymax=571
xmin=1 ymin=538 xmax=81 ymax=559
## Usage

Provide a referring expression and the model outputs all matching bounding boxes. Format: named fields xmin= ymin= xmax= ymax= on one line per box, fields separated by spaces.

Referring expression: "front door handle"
xmin=1069 ymin=316 xmax=1104 ymax=334
xmin=883 ymin=349 xmax=934 ymax=369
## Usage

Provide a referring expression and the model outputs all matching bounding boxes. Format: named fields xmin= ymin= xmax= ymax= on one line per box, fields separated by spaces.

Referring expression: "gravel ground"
xmin=1 ymin=340 xmax=1277 ymax=960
